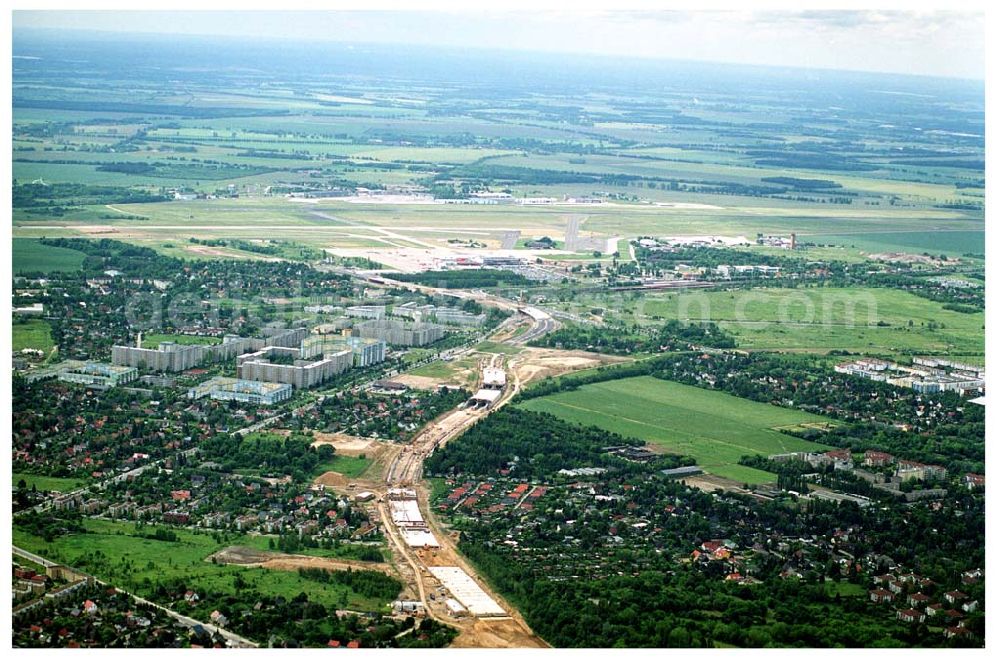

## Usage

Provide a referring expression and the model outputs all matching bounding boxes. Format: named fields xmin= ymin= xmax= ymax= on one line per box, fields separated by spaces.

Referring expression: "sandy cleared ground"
xmin=313 ymin=471 xmax=349 ymax=487
xmin=511 ymin=347 xmax=630 ymax=385
xmin=390 ymin=374 xmax=446 ymax=390
xmin=185 ymin=244 xmax=283 ymax=261
xmin=682 ymin=473 xmax=747 ymax=493
xmin=451 ymin=619 xmax=548 ymax=649
xmin=208 ymin=546 xmax=397 ymax=575
xmin=310 ymin=432 xmax=376 ymax=456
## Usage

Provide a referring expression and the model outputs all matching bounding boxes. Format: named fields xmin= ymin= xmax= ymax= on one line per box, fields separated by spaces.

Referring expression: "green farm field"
xmin=474 ymin=341 xmax=524 ymax=355
xmin=642 ymin=287 xmax=985 ymax=356
xmin=406 ymin=361 xmax=460 ymax=379
xmin=12 ymin=237 xmax=86 ymax=273
xmin=552 ymin=287 xmax=984 ymax=357
xmin=407 ymin=355 xmax=481 ymax=386
xmin=518 ymin=376 xmax=831 ymax=484
xmin=12 ymin=518 xmax=397 ymax=612
xmin=807 ymin=230 xmax=985 ymax=257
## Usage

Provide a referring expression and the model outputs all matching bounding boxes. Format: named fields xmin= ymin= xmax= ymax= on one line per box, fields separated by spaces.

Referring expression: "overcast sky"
xmin=13 ymin=10 xmax=985 ymax=80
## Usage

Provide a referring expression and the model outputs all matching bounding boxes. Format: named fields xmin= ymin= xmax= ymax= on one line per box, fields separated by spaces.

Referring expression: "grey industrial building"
xmin=660 ymin=466 xmax=704 ymax=479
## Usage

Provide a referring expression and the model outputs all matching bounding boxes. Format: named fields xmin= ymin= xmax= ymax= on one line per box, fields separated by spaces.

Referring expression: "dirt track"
xmin=451 ymin=618 xmax=549 ymax=649
xmin=682 ymin=473 xmax=747 ymax=493
xmin=208 ymin=546 xmax=398 ymax=576
xmin=511 ymin=346 xmax=630 ymax=386
xmin=313 ymin=471 xmax=349 ymax=487
xmin=371 ymin=347 xmax=625 ymax=648
xmin=391 ymin=374 xmax=447 ymax=390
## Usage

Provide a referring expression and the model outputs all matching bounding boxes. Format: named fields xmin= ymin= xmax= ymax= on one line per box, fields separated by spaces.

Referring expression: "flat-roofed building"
xmin=433 ymin=308 xmax=486 ymax=326
xmin=111 ymin=328 xmax=307 ymax=372
xmin=57 ymin=362 xmax=138 ymax=388
xmin=357 ymin=319 xmax=444 ymax=347
xmin=113 ymin=342 xmax=205 ymax=372
xmin=429 ymin=567 xmax=506 ymax=617
xmin=188 ymin=376 xmax=292 ymax=405
xmin=393 ymin=302 xmax=485 ymax=327
xmin=346 ymin=305 xmax=386 ymax=320
xmin=661 ymin=465 xmax=704 ymax=479
xmin=237 ymin=346 xmax=353 ymax=389
xmin=301 ymin=335 xmax=386 ymax=367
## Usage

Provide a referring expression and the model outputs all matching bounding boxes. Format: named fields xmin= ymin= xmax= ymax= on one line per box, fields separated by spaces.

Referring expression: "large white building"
xmin=57 ymin=362 xmax=138 ymax=388
xmin=300 ymin=335 xmax=386 ymax=368
xmin=187 ymin=377 xmax=292 ymax=405
xmin=237 ymin=346 xmax=353 ymax=389
xmin=346 ymin=305 xmax=386 ymax=320
xmin=357 ymin=319 xmax=445 ymax=347
xmin=836 ymin=357 xmax=984 ymax=396
xmin=428 ymin=567 xmax=506 ymax=617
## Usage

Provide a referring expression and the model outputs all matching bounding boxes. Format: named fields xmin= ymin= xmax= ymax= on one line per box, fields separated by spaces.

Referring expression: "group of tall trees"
xmin=200 ymin=433 xmax=332 ymax=482
xmin=425 ymin=407 xmax=690 ymax=480
xmin=530 ymin=319 xmax=736 ymax=355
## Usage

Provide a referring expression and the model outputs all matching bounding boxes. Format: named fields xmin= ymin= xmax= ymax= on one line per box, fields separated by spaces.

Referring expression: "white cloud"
xmin=12 ymin=9 xmax=985 ymax=79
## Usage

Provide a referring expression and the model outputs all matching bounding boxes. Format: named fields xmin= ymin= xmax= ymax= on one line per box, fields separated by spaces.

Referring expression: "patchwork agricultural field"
xmin=12 ymin=33 xmax=982 ymax=262
xmin=518 ymin=376 xmax=830 ymax=484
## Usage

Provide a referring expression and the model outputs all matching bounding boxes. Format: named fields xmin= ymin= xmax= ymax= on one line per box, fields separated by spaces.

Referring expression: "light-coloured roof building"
xmin=429 ymin=567 xmax=506 ymax=617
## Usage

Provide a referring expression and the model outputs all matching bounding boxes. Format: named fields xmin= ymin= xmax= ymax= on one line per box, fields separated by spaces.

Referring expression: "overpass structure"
xmin=512 ymin=306 xmax=557 ymax=345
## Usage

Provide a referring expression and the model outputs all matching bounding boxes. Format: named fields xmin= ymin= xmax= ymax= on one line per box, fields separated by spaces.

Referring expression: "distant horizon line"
xmin=12 ymin=25 xmax=986 ymax=85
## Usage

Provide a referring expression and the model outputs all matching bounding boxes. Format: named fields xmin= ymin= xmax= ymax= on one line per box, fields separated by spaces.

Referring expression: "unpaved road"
xmin=209 ymin=546 xmax=398 ymax=576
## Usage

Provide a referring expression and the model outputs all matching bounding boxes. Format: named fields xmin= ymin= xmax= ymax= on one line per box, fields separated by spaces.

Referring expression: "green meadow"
xmin=807 ymin=230 xmax=985 ymax=257
xmin=12 ymin=472 xmax=86 ymax=493
xmin=12 ymin=518 xmax=397 ymax=612
xmin=313 ymin=455 xmax=372 ymax=479
xmin=519 ymin=376 xmax=830 ymax=484
xmin=641 ymin=287 xmax=984 ymax=356
xmin=12 ymin=319 xmax=55 ymax=352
